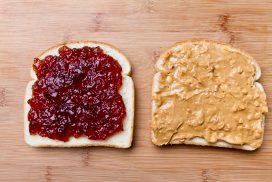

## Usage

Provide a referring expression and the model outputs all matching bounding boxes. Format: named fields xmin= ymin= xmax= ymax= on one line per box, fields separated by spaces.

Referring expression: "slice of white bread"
xmin=151 ymin=40 xmax=268 ymax=151
xmin=25 ymin=41 xmax=134 ymax=148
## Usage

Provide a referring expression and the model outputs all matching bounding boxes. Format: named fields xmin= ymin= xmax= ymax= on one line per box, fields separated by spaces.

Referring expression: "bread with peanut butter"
xmin=151 ymin=40 xmax=268 ymax=150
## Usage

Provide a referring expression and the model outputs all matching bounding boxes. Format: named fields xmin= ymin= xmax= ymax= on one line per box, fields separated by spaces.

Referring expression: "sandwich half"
xmin=25 ymin=41 xmax=134 ymax=148
xmin=151 ymin=40 xmax=268 ymax=150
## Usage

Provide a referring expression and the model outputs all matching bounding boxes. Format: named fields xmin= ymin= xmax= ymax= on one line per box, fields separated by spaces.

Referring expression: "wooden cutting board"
xmin=0 ymin=0 xmax=271 ymax=181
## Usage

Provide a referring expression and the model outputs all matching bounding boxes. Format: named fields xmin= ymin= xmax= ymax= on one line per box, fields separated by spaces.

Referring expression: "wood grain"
xmin=0 ymin=0 xmax=272 ymax=181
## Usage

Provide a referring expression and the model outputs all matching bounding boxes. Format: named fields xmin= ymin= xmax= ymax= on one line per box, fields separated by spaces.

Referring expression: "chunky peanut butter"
xmin=152 ymin=41 xmax=268 ymax=148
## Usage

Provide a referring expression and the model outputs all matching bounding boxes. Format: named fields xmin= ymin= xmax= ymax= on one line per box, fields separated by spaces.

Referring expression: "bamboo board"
xmin=0 ymin=0 xmax=272 ymax=181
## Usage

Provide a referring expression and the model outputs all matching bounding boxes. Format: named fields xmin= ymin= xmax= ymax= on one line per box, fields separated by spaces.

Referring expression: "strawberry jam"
xmin=28 ymin=45 xmax=126 ymax=141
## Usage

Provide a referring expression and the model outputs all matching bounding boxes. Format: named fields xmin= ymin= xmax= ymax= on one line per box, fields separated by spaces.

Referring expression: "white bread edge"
xmin=25 ymin=41 xmax=134 ymax=148
xmin=151 ymin=40 xmax=267 ymax=151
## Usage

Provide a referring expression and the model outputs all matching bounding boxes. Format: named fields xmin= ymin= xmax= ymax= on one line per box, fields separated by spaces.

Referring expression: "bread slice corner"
xmin=25 ymin=41 xmax=134 ymax=148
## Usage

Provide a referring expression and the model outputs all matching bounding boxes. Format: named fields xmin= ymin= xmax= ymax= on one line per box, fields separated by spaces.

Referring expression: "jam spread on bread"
xmin=28 ymin=46 xmax=126 ymax=141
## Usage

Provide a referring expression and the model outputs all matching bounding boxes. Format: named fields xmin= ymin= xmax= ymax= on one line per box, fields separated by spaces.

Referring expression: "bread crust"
xmin=25 ymin=41 xmax=134 ymax=148
xmin=151 ymin=40 xmax=267 ymax=151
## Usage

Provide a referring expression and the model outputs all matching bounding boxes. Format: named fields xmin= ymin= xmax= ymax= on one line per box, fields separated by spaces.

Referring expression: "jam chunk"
xmin=28 ymin=46 xmax=126 ymax=141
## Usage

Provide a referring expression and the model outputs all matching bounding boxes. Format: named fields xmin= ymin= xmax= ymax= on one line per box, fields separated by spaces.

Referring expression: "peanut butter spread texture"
xmin=152 ymin=41 xmax=268 ymax=148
